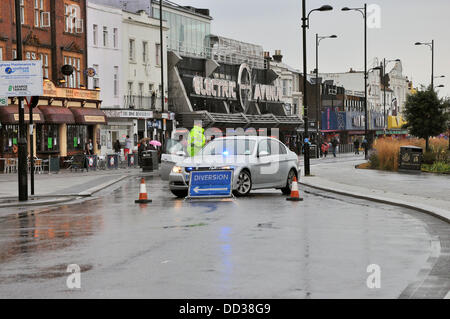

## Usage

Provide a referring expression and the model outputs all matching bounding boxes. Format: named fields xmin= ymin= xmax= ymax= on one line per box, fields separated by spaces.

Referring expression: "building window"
xmin=129 ymin=39 xmax=135 ymax=61
xmin=34 ymin=0 xmax=46 ymax=27
xmin=1 ymin=125 xmax=19 ymax=154
xmin=142 ymin=41 xmax=148 ymax=63
xmin=64 ymin=3 xmax=82 ymax=33
xmin=64 ymin=55 xmax=81 ymax=88
xmin=93 ymin=64 xmax=99 ymax=89
xmin=20 ymin=0 xmax=25 ymax=25
xmin=127 ymin=82 xmax=133 ymax=94
xmin=93 ymin=24 xmax=98 ymax=45
xmin=36 ymin=124 xmax=59 ymax=152
xmin=113 ymin=28 xmax=118 ymax=48
xmin=113 ymin=66 xmax=119 ymax=97
xmin=67 ymin=125 xmax=87 ymax=152
xmin=103 ymin=26 xmax=108 ymax=47
xmin=39 ymin=53 xmax=49 ymax=78
xmin=155 ymin=43 xmax=160 ymax=66
xmin=12 ymin=49 xmax=17 ymax=59
xmin=0 ymin=47 xmax=3 ymax=61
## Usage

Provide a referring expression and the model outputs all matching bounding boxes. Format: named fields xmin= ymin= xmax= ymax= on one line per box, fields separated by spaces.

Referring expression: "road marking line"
xmin=444 ymin=291 xmax=450 ymax=299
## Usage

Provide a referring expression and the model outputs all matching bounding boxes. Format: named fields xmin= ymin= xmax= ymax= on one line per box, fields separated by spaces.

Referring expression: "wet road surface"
xmin=0 ymin=176 xmax=448 ymax=298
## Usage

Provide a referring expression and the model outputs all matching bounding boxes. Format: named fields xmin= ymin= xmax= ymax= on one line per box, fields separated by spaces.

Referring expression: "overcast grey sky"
xmin=174 ymin=0 xmax=450 ymax=97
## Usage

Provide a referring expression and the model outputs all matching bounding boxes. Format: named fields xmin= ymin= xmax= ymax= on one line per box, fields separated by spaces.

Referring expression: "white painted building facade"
xmin=269 ymin=52 xmax=302 ymax=116
xmin=86 ymin=2 xmax=169 ymax=155
xmin=319 ymin=60 xmax=408 ymax=115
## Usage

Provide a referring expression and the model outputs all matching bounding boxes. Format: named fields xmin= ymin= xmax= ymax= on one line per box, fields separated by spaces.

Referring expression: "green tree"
xmin=403 ymin=87 xmax=449 ymax=151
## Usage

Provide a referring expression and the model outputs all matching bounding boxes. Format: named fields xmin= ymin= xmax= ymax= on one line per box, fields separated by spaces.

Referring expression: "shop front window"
xmin=36 ymin=124 xmax=59 ymax=152
xmin=1 ymin=125 xmax=19 ymax=154
xmin=67 ymin=125 xmax=87 ymax=152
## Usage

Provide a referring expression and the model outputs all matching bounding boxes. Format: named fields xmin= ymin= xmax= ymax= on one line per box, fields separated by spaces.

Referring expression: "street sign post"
xmin=0 ymin=60 xmax=43 ymax=97
xmin=187 ymin=170 xmax=233 ymax=199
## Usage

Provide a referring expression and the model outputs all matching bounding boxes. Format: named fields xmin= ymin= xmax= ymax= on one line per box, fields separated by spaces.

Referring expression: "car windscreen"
xmin=165 ymin=138 xmax=187 ymax=155
xmin=200 ymin=139 xmax=256 ymax=156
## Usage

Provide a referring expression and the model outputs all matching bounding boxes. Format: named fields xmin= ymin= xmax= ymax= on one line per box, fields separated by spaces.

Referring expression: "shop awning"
xmin=0 ymin=105 xmax=45 ymax=124
xmin=38 ymin=105 xmax=75 ymax=124
xmin=69 ymin=107 xmax=107 ymax=124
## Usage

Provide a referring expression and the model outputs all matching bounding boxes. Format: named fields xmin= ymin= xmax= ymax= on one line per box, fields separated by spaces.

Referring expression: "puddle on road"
xmin=0 ymin=202 xmax=103 ymax=265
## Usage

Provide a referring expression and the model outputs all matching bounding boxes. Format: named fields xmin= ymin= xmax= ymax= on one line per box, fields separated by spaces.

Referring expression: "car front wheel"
xmin=233 ymin=170 xmax=252 ymax=197
xmin=281 ymin=169 xmax=297 ymax=195
xmin=170 ymin=189 xmax=188 ymax=198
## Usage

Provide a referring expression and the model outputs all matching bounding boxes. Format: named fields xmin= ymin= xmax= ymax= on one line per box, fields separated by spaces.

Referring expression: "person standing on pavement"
xmin=354 ymin=139 xmax=360 ymax=155
xmin=113 ymin=139 xmax=121 ymax=154
xmin=321 ymin=141 xmax=329 ymax=158
xmin=124 ymin=135 xmax=132 ymax=160
xmin=331 ymin=138 xmax=338 ymax=157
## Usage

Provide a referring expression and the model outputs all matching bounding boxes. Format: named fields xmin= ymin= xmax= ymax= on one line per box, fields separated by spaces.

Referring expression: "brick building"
xmin=0 ymin=0 xmax=88 ymax=87
xmin=0 ymin=0 xmax=105 ymax=164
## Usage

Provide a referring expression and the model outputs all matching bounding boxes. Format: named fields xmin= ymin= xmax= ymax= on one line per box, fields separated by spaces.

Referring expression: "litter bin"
xmin=309 ymin=144 xmax=318 ymax=159
xmin=49 ymin=155 xmax=60 ymax=173
xmin=399 ymin=145 xmax=423 ymax=171
xmin=85 ymin=155 xmax=97 ymax=171
xmin=140 ymin=150 xmax=158 ymax=172
xmin=107 ymin=154 xmax=119 ymax=169
xmin=128 ymin=153 xmax=137 ymax=167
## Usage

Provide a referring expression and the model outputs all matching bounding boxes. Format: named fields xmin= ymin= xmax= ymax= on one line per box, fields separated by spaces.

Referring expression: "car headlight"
xmin=219 ymin=166 xmax=234 ymax=170
xmin=172 ymin=166 xmax=183 ymax=174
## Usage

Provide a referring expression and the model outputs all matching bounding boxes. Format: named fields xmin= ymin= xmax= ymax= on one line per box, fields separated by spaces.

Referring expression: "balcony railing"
xmin=124 ymin=95 xmax=162 ymax=111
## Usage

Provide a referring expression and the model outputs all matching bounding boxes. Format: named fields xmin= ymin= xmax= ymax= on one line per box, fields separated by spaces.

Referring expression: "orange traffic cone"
xmin=135 ymin=178 xmax=152 ymax=203
xmin=286 ymin=176 xmax=303 ymax=201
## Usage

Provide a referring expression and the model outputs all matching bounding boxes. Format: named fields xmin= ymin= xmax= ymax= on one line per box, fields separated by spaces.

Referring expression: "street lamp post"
xmin=342 ymin=4 xmax=370 ymax=159
xmin=14 ymin=0 xmax=28 ymax=201
xmin=415 ymin=40 xmax=434 ymax=90
xmin=301 ymin=1 xmax=333 ymax=176
xmin=315 ymin=34 xmax=337 ymax=157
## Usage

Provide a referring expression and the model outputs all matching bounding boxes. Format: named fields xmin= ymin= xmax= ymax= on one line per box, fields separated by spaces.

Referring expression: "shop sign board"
xmin=103 ymin=110 xmax=153 ymax=119
xmin=0 ymin=60 xmax=43 ymax=97
xmin=0 ymin=96 xmax=7 ymax=106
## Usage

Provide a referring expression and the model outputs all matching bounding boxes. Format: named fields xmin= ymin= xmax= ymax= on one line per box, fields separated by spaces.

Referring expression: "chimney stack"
xmin=272 ymin=50 xmax=283 ymax=62
xmin=263 ymin=51 xmax=271 ymax=60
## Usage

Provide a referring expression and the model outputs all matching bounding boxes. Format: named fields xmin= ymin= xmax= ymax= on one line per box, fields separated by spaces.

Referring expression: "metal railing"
xmin=123 ymin=95 xmax=162 ymax=111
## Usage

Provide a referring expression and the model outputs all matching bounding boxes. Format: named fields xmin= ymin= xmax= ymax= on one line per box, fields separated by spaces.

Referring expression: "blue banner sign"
xmin=188 ymin=170 xmax=233 ymax=198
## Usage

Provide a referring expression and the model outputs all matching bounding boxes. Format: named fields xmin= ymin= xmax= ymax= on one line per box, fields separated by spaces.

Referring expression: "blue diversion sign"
xmin=188 ymin=170 xmax=233 ymax=198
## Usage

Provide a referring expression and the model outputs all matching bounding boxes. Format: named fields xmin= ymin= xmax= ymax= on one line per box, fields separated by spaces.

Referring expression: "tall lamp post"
xmin=415 ymin=40 xmax=434 ymax=90
xmin=381 ymin=58 xmax=400 ymax=132
xmin=14 ymin=0 xmax=28 ymax=201
xmin=315 ymin=34 xmax=337 ymax=157
xmin=301 ymin=1 xmax=333 ymax=176
xmin=342 ymin=4 xmax=371 ymax=159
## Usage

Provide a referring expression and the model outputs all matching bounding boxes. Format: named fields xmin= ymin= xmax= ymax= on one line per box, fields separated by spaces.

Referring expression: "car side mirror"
xmin=258 ymin=150 xmax=269 ymax=157
xmin=176 ymin=151 xmax=186 ymax=157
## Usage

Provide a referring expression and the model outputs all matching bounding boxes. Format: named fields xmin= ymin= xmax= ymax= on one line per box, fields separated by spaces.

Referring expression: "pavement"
xmin=301 ymin=153 xmax=450 ymax=223
xmin=0 ymin=167 xmax=157 ymax=209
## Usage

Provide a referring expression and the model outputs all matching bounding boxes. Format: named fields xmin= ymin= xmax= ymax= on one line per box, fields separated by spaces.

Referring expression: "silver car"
xmin=162 ymin=136 xmax=300 ymax=198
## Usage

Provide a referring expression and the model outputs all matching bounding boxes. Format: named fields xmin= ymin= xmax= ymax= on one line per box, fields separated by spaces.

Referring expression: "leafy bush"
xmin=422 ymin=151 xmax=436 ymax=165
xmin=368 ymin=152 xmax=379 ymax=169
xmin=422 ymin=162 xmax=450 ymax=174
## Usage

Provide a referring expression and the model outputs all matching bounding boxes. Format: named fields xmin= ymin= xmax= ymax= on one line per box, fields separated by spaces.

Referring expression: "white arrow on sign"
xmin=193 ymin=186 xmax=228 ymax=194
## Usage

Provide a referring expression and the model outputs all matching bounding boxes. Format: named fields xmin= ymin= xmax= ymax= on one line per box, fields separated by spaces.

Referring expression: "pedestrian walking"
xmin=354 ymin=139 xmax=360 ymax=155
xmin=331 ymin=138 xmax=338 ymax=157
xmin=124 ymin=135 xmax=132 ymax=160
xmin=362 ymin=138 xmax=368 ymax=156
